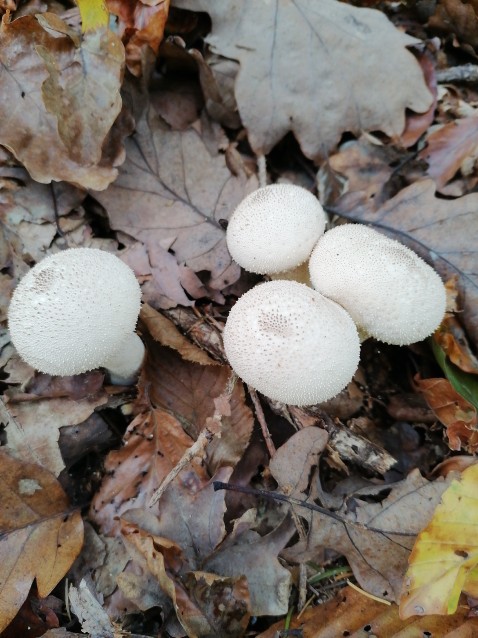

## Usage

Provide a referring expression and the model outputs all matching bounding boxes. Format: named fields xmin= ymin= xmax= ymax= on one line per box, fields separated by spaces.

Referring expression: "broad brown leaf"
xmin=429 ymin=0 xmax=478 ymax=50
xmin=282 ymin=470 xmax=451 ymax=602
xmin=174 ymin=0 xmax=433 ymax=159
xmin=0 ymin=450 xmax=84 ymax=633
xmin=0 ymin=13 xmax=124 ymax=189
xmin=92 ymin=95 xmax=257 ymax=304
xmin=335 ymin=179 xmax=478 ymax=347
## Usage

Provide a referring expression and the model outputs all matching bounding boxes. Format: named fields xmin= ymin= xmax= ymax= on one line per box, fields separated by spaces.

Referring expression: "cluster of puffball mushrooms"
xmin=7 ymin=184 xmax=446 ymax=405
xmin=223 ymin=184 xmax=447 ymax=406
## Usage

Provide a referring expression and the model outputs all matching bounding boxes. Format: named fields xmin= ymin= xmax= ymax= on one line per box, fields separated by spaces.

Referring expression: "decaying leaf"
xmin=2 ymin=383 xmax=107 ymax=476
xmin=335 ymin=179 xmax=478 ymax=348
xmin=283 ymin=470 xmax=451 ymax=601
xmin=415 ymin=375 xmax=478 ymax=453
xmin=0 ymin=450 xmax=84 ymax=633
xmin=69 ymin=578 xmax=115 ymax=638
xmin=429 ymin=0 xmax=478 ymax=50
xmin=258 ymin=584 xmax=478 ymax=638
xmin=434 ymin=315 xmax=478 ymax=374
xmin=400 ymin=463 xmax=478 ymax=618
xmin=92 ymin=97 xmax=258 ymax=303
xmin=0 ymin=13 xmax=124 ymax=189
xmin=174 ymin=0 xmax=432 ymax=159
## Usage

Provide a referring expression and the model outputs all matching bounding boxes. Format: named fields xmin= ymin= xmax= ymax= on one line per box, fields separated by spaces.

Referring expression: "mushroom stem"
xmin=102 ymin=332 xmax=145 ymax=385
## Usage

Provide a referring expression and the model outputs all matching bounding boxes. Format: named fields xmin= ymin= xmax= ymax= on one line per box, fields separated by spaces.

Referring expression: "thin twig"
xmin=248 ymin=386 xmax=276 ymax=457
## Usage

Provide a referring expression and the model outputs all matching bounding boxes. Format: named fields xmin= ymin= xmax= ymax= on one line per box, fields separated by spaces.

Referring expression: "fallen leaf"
xmin=76 ymin=0 xmax=109 ymax=32
xmin=90 ymin=407 xmax=209 ymax=535
xmin=2 ymin=388 xmax=108 ymax=476
xmin=69 ymin=578 xmax=115 ymax=638
xmin=92 ymin=93 xmax=257 ymax=301
xmin=434 ymin=316 xmax=478 ymax=374
xmin=419 ymin=115 xmax=478 ymax=190
xmin=258 ymin=585 xmax=478 ymax=638
xmin=142 ymin=340 xmax=253 ymax=473
xmin=334 ymin=179 xmax=478 ymax=348
xmin=283 ymin=470 xmax=451 ymax=601
xmin=0 ymin=13 xmax=124 ymax=189
xmin=204 ymin=510 xmax=294 ymax=616
xmin=140 ymin=303 xmax=219 ymax=366
xmin=107 ymin=0 xmax=170 ymax=76
xmin=415 ymin=374 xmax=478 ymax=452
xmin=429 ymin=0 xmax=478 ymax=51
xmin=0 ymin=450 xmax=84 ymax=633
xmin=400 ymin=464 xmax=478 ymax=617
xmin=174 ymin=0 xmax=433 ymax=159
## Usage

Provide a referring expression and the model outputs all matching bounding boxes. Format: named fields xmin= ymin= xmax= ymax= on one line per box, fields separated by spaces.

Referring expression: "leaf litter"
xmin=0 ymin=0 xmax=478 ymax=635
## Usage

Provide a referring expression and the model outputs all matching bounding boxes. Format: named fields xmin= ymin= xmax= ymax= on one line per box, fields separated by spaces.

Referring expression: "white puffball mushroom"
xmin=8 ymin=248 xmax=144 ymax=383
xmin=309 ymin=224 xmax=447 ymax=346
xmin=226 ymin=184 xmax=327 ymax=275
xmin=223 ymin=280 xmax=360 ymax=406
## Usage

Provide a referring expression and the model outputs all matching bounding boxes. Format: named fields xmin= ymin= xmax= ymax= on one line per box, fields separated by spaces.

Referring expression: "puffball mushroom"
xmin=308 ymin=224 xmax=446 ymax=346
xmin=226 ymin=184 xmax=327 ymax=275
xmin=8 ymin=248 xmax=144 ymax=383
xmin=223 ymin=280 xmax=360 ymax=406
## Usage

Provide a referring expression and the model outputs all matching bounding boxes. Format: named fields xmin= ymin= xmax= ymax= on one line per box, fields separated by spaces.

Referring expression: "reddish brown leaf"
xmin=416 ymin=375 xmax=478 ymax=452
xmin=107 ymin=0 xmax=170 ymax=76
xmin=434 ymin=316 xmax=478 ymax=374
xmin=0 ymin=451 xmax=84 ymax=633
xmin=419 ymin=115 xmax=478 ymax=190
xmin=429 ymin=0 xmax=478 ymax=50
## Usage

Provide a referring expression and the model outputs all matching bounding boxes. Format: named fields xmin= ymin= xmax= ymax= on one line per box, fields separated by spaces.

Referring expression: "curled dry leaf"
xmin=429 ymin=0 xmax=478 ymax=51
xmin=0 ymin=450 xmax=84 ymax=633
xmin=434 ymin=316 xmax=478 ymax=374
xmin=107 ymin=0 xmax=170 ymax=77
xmin=415 ymin=375 xmax=478 ymax=452
xmin=174 ymin=0 xmax=432 ymax=159
xmin=0 ymin=13 xmax=124 ymax=189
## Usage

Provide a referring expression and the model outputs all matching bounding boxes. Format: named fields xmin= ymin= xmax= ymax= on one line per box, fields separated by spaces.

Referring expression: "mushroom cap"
xmin=308 ymin=224 xmax=446 ymax=345
xmin=223 ymin=280 xmax=360 ymax=406
xmin=8 ymin=248 xmax=142 ymax=375
xmin=226 ymin=184 xmax=326 ymax=274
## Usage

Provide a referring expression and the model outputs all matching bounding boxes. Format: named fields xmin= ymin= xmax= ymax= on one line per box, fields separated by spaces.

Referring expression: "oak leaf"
xmin=174 ymin=0 xmax=433 ymax=159
xmin=0 ymin=451 xmax=84 ymax=632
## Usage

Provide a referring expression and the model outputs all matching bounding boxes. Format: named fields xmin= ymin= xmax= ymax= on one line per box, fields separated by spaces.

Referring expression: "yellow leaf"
xmin=400 ymin=463 xmax=478 ymax=618
xmin=76 ymin=0 xmax=109 ymax=32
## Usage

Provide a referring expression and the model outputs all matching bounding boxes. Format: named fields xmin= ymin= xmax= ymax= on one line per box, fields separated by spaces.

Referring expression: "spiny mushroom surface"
xmin=226 ymin=184 xmax=326 ymax=275
xmin=8 ymin=248 xmax=143 ymax=379
xmin=308 ymin=224 xmax=446 ymax=345
xmin=223 ymin=280 xmax=360 ymax=406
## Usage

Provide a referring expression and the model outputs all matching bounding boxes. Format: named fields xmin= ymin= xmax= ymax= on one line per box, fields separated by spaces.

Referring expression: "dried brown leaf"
xmin=204 ymin=510 xmax=294 ymax=616
xmin=416 ymin=376 xmax=478 ymax=452
xmin=434 ymin=316 xmax=478 ymax=374
xmin=429 ymin=0 xmax=478 ymax=50
xmin=175 ymin=0 xmax=432 ymax=159
xmin=283 ymin=470 xmax=451 ymax=602
xmin=1 ymin=389 xmax=108 ymax=476
xmin=0 ymin=14 xmax=124 ymax=189
xmin=257 ymin=585 xmax=478 ymax=638
xmin=107 ymin=0 xmax=170 ymax=77
xmin=140 ymin=303 xmax=219 ymax=366
xmin=0 ymin=450 xmax=84 ymax=633
xmin=419 ymin=115 xmax=478 ymax=190
xmin=92 ymin=95 xmax=257 ymax=303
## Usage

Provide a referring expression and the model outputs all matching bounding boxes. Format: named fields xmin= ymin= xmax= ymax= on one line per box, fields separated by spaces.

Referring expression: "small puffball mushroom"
xmin=226 ymin=184 xmax=327 ymax=275
xmin=309 ymin=224 xmax=446 ymax=346
xmin=8 ymin=248 xmax=144 ymax=383
xmin=223 ymin=280 xmax=360 ymax=406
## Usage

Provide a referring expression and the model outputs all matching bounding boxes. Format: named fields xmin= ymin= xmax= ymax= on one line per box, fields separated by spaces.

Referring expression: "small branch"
xmin=436 ymin=64 xmax=478 ymax=84
xmin=248 ymin=387 xmax=276 ymax=457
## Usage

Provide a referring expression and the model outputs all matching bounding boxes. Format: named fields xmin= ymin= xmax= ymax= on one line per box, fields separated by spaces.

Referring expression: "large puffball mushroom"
xmin=309 ymin=225 xmax=446 ymax=346
xmin=8 ymin=248 xmax=144 ymax=383
xmin=223 ymin=280 xmax=360 ymax=406
xmin=226 ymin=184 xmax=327 ymax=275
